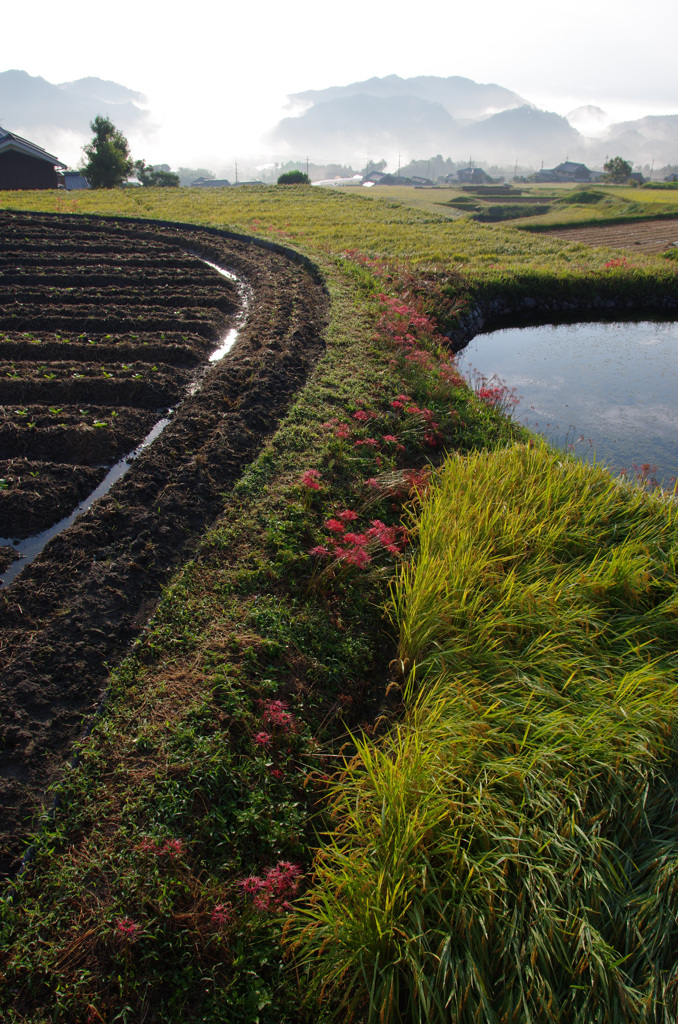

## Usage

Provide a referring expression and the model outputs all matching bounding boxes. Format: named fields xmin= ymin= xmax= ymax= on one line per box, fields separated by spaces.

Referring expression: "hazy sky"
xmin=4 ymin=0 xmax=677 ymax=171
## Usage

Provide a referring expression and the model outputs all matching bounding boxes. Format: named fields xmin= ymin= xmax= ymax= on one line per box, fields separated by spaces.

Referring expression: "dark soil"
xmin=0 ymin=211 xmax=328 ymax=876
xmin=0 ymin=460 xmax=108 ymax=539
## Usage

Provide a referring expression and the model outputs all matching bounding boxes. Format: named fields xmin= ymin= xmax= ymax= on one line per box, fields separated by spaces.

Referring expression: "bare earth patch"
xmin=539 ymin=217 xmax=678 ymax=254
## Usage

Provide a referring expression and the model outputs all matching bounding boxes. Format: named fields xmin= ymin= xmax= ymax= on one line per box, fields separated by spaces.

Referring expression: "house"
xmin=535 ymin=161 xmax=593 ymax=183
xmin=190 ymin=177 xmax=231 ymax=187
xmin=665 ymin=173 xmax=678 ymax=182
xmin=456 ymin=167 xmax=494 ymax=184
xmin=62 ymin=171 xmax=90 ymax=191
xmin=0 ymin=127 xmax=66 ymax=189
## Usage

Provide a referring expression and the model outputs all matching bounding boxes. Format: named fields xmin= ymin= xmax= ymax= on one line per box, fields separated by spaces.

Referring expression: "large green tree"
xmin=603 ymin=155 xmax=633 ymax=183
xmin=134 ymin=160 xmax=179 ymax=187
xmin=81 ymin=116 xmax=133 ymax=189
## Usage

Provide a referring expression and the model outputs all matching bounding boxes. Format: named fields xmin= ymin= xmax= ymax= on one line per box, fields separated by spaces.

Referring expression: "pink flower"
xmin=338 ymin=509 xmax=358 ymax=522
xmin=383 ymin=434 xmax=398 ymax=443
xmin=261 ymin=699 xmax=296 ymax=732
xmin=300 ymin=469 xmax=321 ymax=490
xmin=325 ymin=518 xmax=345 ymax=533
xmin=162 ymin=838 xmax=184 ymax=859
xmin=334 ymin=423 xmax=351 ymax=439
xmin=116 ymin=917 xmax=141 ymax=941
xmin=211 ymin=903 xmax=232 ymax=928
xmin=240 ymin=875 xmax=266 ymax=895
xmin=343 ymin=532 xmax=367 ymax=547
xmin=270 ymin=768 xmax=285 ymax=780
xmin=353 ymin=410 xmax=370 ymax=422
xmin=253 ymin=731 xmax=272 ymax=748
xmin=309 ymin=544 xmax=329 ymax=557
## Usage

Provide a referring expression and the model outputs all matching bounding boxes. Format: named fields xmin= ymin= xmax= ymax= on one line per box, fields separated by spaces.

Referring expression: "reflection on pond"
xmin=457 ymin=320 xmax=678 ymax=488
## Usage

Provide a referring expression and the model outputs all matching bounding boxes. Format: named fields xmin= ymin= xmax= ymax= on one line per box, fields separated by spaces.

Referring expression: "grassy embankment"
xmin=1 ymin=186 xmax=678 ymax=1023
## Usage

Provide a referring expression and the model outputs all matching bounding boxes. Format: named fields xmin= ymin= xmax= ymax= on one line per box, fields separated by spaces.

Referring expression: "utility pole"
xmin=306 ymin=155 xmax=309 ymax=177
xmin=235 ymin=161 xmax=238 ymax=184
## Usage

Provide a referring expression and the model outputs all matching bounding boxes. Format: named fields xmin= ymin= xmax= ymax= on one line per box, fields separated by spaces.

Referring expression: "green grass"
xmin=1 ymin=186 xmax=677 ymax=1022
xmin=294 ymin=443 xmax=678 ymax=1023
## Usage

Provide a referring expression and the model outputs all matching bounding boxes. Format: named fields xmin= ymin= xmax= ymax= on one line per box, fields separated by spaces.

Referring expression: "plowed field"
xmin=540 ymin=217 xmax=678 ymax=254
xmin=0 ymin=211 xmax=328 ymax=875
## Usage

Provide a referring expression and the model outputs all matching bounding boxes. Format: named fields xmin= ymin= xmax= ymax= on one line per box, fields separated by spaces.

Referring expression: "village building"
xmin=533 ymin=161 xmax=602 ymax=183
xmin=63 ymin=171 xmax=90 ymax=191
xmin=190 ymin=177 xmax=231 ymax=187
xmin=0 ymin=127 xmax=66 ymax=189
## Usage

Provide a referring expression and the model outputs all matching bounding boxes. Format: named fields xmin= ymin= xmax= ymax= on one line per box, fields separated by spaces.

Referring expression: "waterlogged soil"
xmin=0 ymin=460 xmax=108 ymax=538
xmin=0 ymin=210 xmax=328 ymax=876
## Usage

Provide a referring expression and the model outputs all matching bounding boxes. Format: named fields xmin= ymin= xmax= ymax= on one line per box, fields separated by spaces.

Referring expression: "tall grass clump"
xmin=292 ymin=443 xmax=678 ymax=1023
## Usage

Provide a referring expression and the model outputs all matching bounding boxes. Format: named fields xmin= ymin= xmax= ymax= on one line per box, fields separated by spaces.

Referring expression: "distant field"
xmin=348 ymin=181 xmax=678 ymax=236
xmin=539 ymin=217 xmax=678 ymax=254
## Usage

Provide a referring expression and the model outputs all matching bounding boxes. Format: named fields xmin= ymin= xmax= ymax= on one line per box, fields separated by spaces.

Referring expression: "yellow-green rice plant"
xmin=291 ymin=444 xmax=678 ymax=1023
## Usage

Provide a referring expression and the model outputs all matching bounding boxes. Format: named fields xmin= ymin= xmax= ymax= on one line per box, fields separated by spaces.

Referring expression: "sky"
xmin=4 ymin=0 xmax=677 ymax=172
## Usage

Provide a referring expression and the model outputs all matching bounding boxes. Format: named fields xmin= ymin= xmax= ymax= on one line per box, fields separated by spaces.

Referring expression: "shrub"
xmin=277 ymin=170 xmax=310 ymax=185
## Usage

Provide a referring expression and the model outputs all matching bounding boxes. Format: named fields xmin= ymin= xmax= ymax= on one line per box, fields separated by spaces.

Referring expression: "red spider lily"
xmin=253 ymin=730 xmax=272 ymax=748
xmin=115 ymin=917 xmax=141 ymax=941
xmin=325 ymin=518 xmax=345 ymax=533
xmin=337 ymin=509 xmax=359 ymax=522
xmin=260 ymin=699 xmax=297 ymax=733
xmin=240 ymin=861 xmax=302 ymax=913
xmin=309 ymin=544 xmax=330 ymax=557
xmin=300 ymin=469 xmax=322 ymax=490
xmin=211 ymin=903 xmax=232 ymax=928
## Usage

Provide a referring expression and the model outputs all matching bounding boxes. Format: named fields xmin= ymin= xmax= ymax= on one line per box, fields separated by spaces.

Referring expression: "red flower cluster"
xmin=211 ymin=903 xmax=232 ymax=929
xmin=260 ymin=698 xmax=297 ymax=734
xmin=300 ymin=468 xmax=322 ymax=490
xmin=311 ymin=508 xmax=407 ymax=567
xmin=115 ymin=917 xmax=141 ymax=941
xmin=239 ymin=860 xmax=302 ymax=912
xmin=138 ymin=837 xmax=185 ymax=859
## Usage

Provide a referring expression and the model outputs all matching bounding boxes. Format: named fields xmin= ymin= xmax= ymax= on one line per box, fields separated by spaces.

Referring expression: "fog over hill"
xmin=0 ymin=70 xmax=150 ymax=165
xmin=288 ymin=74 xmax=529 ymax=121
xmin=271 ymin=76 xmax=678 ymax=170
xmin=2 ymin=69 xmax=677 ymax=174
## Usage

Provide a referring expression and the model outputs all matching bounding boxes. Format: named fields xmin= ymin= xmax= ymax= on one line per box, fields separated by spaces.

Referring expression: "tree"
xmin=277 ymin=170 xmax=310 ymax=185
xmin=81 ymin=116 xmax=133 ymax=188
xmin=134 ymin=160 xmax=179 ymax=187
xmin=603 ymin=156 xmax=633 ymax=184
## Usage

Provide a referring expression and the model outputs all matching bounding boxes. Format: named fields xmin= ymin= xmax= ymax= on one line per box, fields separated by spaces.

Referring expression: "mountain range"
xmin=271 ymin=75 xmax=678 ymax=169
xmin=1 ymin=69 xmax=676 ymax=172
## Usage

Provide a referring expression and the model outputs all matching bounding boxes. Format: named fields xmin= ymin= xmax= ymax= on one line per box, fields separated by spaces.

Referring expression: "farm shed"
xmin=63 ymin=171 xmax=90 ymax=190
xmin=0 ymin=128 xmax=66 ymax=189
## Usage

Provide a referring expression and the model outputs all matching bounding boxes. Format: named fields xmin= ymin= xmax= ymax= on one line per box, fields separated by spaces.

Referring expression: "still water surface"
xmin=457 ymin=320 xmax=678 ymax=487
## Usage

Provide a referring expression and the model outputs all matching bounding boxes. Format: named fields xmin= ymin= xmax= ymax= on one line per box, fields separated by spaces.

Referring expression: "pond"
xmin=457 ymin=320 xmax=678 ymax=489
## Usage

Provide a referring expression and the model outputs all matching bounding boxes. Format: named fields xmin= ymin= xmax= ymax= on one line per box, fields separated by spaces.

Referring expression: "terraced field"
xmin=0 ymin=211 xmax=327 ymax=872
xmin=539 ymin=217 xmax=678 ymax=254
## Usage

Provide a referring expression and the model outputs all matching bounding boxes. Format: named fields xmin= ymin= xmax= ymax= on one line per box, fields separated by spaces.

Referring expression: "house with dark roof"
xmin=534 ymin=161 xmax=594 ymax=183
xmin=190 ymin=177 xmax=231 ymax=187
xmin=0 ymin=127 xmax=66 ymax=189
xmin=456 ymin=167 xmax=494 ymax=184
xmin=63 ymin=171 xmax=90 ymax=191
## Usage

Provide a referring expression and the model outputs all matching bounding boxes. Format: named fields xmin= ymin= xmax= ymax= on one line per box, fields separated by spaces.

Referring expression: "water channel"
xmin=457 ymin=319 xmax=678 ymax=489
xmin=0 ymin=261 xmax=249 ymax=589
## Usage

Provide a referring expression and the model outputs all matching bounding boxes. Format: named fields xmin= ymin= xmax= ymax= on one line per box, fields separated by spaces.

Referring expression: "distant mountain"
xmin=271 ymin=93 xmax=457 ymax=157
xmin=272 ymin=73 xmax=678 ymax=171
xmin=0 ymin=70 xmax=149 ymax=137
xmin=289 ymin=74 xmax=528 ymax=121
xmin=461 ymin=106 xmax=582 ymax=163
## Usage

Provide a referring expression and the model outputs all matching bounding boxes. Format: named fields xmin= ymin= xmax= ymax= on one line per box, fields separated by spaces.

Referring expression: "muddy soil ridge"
xmin=0 ymin=211 xmax=329 ymax=877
